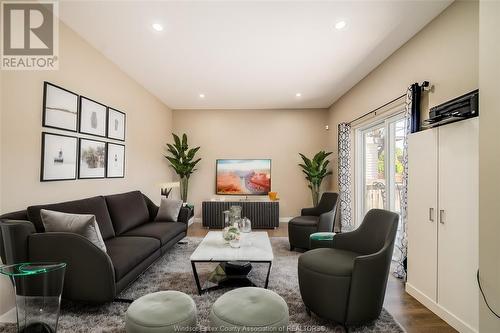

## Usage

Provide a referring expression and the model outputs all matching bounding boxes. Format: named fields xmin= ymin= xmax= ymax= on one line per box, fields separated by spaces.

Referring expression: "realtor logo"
xmin=1 ymin=1 xmax=59 ymax=70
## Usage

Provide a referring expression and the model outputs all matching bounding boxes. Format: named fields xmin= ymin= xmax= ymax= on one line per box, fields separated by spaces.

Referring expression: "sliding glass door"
xmin=356 ymin=113 xmax=405 ymax=224
xmin=361 ymin=123 xmax=386 ymax=214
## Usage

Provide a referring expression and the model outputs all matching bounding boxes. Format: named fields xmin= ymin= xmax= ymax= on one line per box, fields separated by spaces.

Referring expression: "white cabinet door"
xmin=438 ymin=118 xmax=479 ymax=331
xmin=407 ymin=128 xmax=439 ymax=301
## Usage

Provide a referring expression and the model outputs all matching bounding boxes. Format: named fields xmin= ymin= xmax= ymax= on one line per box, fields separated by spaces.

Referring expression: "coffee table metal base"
xmin=191 ymin=260 xmax=272 ymax=295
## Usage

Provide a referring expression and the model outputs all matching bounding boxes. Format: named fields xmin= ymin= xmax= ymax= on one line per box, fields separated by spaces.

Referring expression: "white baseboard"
xmin=279 ymin=217 xmax=291 ymax=223
xmin=405 ymin=283 xmax=478 ymax=333
xmin=0 ymin=307 xmax=16 ymax=324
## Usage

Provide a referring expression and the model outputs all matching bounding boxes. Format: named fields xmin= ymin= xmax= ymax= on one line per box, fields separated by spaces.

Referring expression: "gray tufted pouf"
xmin=125 ymin=291 xmax=197 ymax=333
xmin=209 ymin=287 xmax=289 ymax=332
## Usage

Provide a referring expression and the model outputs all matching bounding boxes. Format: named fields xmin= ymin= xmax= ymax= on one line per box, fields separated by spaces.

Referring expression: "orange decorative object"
xmin=268 ymin=191 xmax=279 ymax=201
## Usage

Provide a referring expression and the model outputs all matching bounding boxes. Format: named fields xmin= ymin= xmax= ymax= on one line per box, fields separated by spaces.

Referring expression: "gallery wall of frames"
xmin=41 ymin=81 xmax=126 ymax=181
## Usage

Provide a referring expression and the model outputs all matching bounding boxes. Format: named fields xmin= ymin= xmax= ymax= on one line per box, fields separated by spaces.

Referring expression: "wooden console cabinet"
xmin=202 ymin=201 xmax=279 ymax=229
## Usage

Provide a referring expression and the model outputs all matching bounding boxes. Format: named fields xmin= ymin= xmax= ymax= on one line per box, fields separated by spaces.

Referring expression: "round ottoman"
xmin=209 ymin=287 xmax=289 ymax=333
xmin=125 ymin=291 xmax=197 ymax=333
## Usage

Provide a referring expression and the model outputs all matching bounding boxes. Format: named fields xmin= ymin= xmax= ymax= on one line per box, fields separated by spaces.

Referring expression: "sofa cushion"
xmin=155 ymin=198 xmax=183 ymax=222
xmin=40 ymin=209 xmax=107 ymax=252
xmin=105 ymin=191 xmax=150 ymax=235
xmin=289 ymin=216 xmax=319 ymax=227
xmin=105 ymin=236 xmax=160 ymax=281
xmin=298 ymin=248 xmax=359 ymax=276
xmin=27 ymin=196 xmax=115 ymax=239
xmin=122 ymin=222 xmax=187 ymax=246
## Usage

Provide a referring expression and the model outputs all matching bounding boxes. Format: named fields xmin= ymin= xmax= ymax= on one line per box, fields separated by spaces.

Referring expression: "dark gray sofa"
xmin=0 ymin=191 xmax=190 ymax=303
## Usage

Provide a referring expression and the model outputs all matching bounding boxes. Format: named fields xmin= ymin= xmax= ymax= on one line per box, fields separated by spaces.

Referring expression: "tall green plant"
xmin=298 ymin=151 xmax=333 ymax=206
xmin=164 ymin=133 xmax=201 ymax=202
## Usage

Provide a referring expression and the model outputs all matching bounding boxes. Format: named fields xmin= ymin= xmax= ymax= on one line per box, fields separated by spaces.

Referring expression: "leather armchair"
xmin=288 ymin=192 xmax=338 ymax=250
xmin=297 ymin=209 xmax=399 ymax=326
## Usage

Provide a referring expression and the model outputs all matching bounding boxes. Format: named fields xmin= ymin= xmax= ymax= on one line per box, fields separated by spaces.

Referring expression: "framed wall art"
xmin=107 ymin=143 xmax=125 ymax=178
xmin=78 ymin=138 xmax=106 ymax=179
xmin=42 ymin=82 xmax=79 ymax=132
xmin=79 ymin=96 xmax=107 ymax=137
xmin=107 ymin=108 xmax=126 ymax=141
xmin=41 ymin=132 xmax=78 ymax=181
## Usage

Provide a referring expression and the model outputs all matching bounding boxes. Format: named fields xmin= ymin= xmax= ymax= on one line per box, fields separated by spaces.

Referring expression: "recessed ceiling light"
xmin=199 ymin=93 xmax=205 ymax=99
xmin=152 ymin=23 xmax=163 ymax=32
xmin=335 ymin=20 xmax=347 ymax=30
xmin=296 ymin=93 xmax=302 ymax=97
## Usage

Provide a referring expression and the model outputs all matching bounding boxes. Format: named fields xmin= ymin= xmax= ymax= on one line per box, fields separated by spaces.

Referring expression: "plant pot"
xmin=180 ymin=177 xmax=189 ymax=203
xmin=311 ymin=184 xmax=320 ymax=207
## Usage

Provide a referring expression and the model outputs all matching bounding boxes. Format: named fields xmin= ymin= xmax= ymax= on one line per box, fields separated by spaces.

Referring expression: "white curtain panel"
xmin=393 ymin=86 xmax=413 ymax=279
xmin=337 ymin=123 xmax=353 ymax=232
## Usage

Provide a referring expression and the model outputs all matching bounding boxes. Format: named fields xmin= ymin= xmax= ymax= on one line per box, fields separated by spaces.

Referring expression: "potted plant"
xmin=164 ymin=133 xmax=201 ymax=203
xmin=298 ymin=151 xmax=333 ymax=206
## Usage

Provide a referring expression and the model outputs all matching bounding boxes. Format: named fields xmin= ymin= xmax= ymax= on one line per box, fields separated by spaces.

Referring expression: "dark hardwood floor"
xmin=187 ymin=222 xmax=456 ymax=333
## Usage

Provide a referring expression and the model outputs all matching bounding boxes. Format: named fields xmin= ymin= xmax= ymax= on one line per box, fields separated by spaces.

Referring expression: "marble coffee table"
xmin=190 ymin=231 xmax=274 ymax=295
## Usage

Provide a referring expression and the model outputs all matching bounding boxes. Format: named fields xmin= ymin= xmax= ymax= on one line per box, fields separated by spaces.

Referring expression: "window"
xmin=355 ymin=112 xmax=405 ymax=224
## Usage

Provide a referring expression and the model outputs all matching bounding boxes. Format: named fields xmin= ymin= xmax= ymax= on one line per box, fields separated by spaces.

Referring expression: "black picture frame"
xmin=42 ymin=82 xmax=79 ymax=132
xmin=78 ymin=138 xmax=107 ymax=179
xmin=40 ymin=132 xmax=78 ymax=182
xmin=107 ymin=108 xmax=126 ymax=141
xmin=106 ymin=143 xmax=125 ymax=178
xmin=79 ymin=96 xmax=108 ymax=138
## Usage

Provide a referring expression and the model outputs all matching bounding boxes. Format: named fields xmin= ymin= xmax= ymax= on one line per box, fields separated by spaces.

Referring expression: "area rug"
xmin=0 ymin=237 xmax=405 ymax=333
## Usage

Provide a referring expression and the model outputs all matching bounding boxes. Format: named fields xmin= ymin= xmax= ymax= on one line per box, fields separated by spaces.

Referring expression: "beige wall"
xmin=327 ymin=0 xmax=479 ymax=191
xmin=0 ymin=23 xmax=173 ymax=214
xmin=0 ymin=21 xmax=172 ymax=314
xmin=172 ymin=108 xmax=330 ymax=218
xmin=0 ymin=51 xmax=12 ymax=317
xmin=478 ymin=0 xmax=500 ymax=331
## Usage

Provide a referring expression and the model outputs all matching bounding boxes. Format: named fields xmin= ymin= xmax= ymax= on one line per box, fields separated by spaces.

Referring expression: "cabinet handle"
xmin=429 ymin=208 xmax=434 ymax=222
xmin=439 ymin=210 xmax=445 ymax=224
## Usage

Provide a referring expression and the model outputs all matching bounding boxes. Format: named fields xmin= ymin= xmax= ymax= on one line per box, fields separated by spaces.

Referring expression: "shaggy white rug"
xmin=0 ymin=237 xmax=405 ymax=333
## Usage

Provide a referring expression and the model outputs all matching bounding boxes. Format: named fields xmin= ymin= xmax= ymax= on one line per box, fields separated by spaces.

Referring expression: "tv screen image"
xmin=216 ymin=159 xmax=271 ymax=195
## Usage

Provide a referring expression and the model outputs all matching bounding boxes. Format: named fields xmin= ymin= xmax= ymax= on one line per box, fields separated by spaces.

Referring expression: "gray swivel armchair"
xmin=288 ymin=192 xmax=338 ymax=250
xmin=297 ymin=209 xmax=399 ymax=326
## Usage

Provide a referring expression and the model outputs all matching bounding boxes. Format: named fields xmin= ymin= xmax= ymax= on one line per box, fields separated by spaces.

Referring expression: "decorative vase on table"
xmin=241 ymin=217 xmax=252 ymax=233
xmin=223 ymin=225 xmax=240 ymax=247
xmin=268 ymin=191 xmax=278 ymax=201
xmin=222 ymin=209 xmax=241 ymax=247
xmin=229 ymin=205 xmax=242 ymax=224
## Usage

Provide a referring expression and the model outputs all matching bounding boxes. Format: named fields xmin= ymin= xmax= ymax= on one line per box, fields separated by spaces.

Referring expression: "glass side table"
xmin=0 ymin=262 xmax=66 ymax=333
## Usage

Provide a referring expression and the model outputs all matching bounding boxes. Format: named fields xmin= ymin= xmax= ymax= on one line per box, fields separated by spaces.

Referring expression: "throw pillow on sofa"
xmin=40 ymin=209 xmax=107 ymax=252
xmin=155 ymin=198 xmax=183 ymax=222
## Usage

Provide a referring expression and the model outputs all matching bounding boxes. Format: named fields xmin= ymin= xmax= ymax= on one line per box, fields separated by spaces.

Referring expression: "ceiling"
xmin=59 ymin=1 xmax=452 ymax=110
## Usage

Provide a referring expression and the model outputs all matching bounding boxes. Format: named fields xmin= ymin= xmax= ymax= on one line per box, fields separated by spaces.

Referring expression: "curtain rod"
xmin=348 ymin=93 xmax=406 ymax=125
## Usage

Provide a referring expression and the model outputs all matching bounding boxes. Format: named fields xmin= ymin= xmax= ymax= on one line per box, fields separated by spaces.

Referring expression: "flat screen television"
xmin=216 ymin=159 xmax=271 ymax=195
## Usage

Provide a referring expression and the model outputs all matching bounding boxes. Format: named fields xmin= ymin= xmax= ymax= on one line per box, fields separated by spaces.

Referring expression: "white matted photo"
xmin=79 ymin=97 xmax=107 ymax=137
xmin=43 ymin=82 xmax=79 ymax=132
xmin=107 ymin=143 xmax=125 ymax=178
xmin=41 ymin=133 xmax=78 ymax=181
xmin=107 ymin=108 xmax=126 ymax=141
xmin=79 ymin=139 xmax=106 ymax=179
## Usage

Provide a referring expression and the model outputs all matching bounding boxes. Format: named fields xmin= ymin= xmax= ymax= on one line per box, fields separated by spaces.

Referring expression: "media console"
xmin=202 ymin=200 xmax=279 ymax=229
